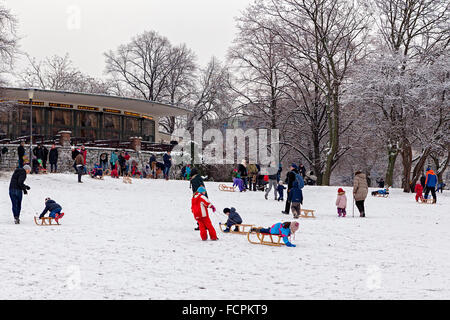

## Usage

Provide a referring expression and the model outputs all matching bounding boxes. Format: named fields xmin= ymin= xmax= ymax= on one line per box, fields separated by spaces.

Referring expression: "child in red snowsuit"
xmin=415 ymin=182 xmax=424 ymax=202
xmin=191 ymin=187 xmax=218 ymax=241
xmin=111 ymin=162 xmax=119 ymax=178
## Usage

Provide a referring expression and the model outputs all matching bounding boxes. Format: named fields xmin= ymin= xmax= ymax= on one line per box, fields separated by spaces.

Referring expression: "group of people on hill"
xmin=17 ymin=141 xmax=59 ymax=174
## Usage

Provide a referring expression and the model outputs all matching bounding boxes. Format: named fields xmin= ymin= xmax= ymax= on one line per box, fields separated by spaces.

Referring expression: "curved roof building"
xmin=0 ymin=87 xmax=190 ymax=145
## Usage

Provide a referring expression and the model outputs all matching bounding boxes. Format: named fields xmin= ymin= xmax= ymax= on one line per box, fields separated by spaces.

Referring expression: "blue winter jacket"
xmin=269 ymin=223 xmax=292 ymax=245
xmin=227 ymin=207 xmax=243 ymax=226
xmin=40 ymin=200 xmax=62 ymax=218
xmin=289 ymin=180 xmax=303 ymax=204
xmin=110 ymin=152 xmax=118 ymax=165
xmin=425 ymin=171 xmax=437 ymax=188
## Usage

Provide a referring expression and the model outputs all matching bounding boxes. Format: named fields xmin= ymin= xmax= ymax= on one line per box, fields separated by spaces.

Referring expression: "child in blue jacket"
xmin=39 ymin=197 xmax=64 ymax=222
xmin=222 ymin=207 xmax=243 ymax=232
xmin=252 ymin=221 xmax=299 ymax=247
xmin=277 ymin=181 xmax=286 ymax=201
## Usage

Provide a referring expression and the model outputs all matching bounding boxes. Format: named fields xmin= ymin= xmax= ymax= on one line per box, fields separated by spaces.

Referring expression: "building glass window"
xmin=104 ymin=114 xmax=121 ymax=140
xmin=123 ymin=116 xmax=140 ymax=139
xmin=51 ymin=109 xmax=73 ymax=136
xmin=142 ymin=119 xmax=155 ymax=142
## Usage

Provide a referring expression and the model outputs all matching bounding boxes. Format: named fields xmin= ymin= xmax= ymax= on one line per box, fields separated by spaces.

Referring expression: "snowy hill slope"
xmin=0 ymin=173 xmax=449 ymax=299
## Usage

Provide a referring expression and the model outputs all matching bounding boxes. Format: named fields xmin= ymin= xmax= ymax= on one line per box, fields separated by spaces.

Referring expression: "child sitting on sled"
xmin=191 ymin=187 xmax=218 ymax=241
xmin=90 ymin=163 xmax=103 ymax=178
xmin=415 ymin=181 xmax=424 ymax=202
xmin=251 ymin=221 xmax=299 ymax=247
xmin=222 ymin=207 xmax=243 ymax=232
xmin=39 ymin=197 xmax=64 ymax=223
xmin=277 ymin=181 xmax=286 ymax=201
xmin=336 ymin=188 xmax=347 ymax=217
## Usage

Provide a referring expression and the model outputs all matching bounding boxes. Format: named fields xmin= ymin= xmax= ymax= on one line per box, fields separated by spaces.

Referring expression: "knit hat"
xmin=23 ymin=165 xmax=31 ymax=171
xmin=338 ymin=188 xmax=345 ymax=195
xmin=197 ymin=187 xmax=206 ymax=194
xmin=291 ymin=163 xmax=298 ymax=169
xmin=290 ymin=221 xmax=300 ymax=233
xmin=223 ymin=208 xmax=230 ymax=214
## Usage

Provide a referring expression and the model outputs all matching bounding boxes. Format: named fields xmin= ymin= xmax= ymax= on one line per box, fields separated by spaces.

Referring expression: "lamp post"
xmin=28 ymin=89 xmax=34 ymax=165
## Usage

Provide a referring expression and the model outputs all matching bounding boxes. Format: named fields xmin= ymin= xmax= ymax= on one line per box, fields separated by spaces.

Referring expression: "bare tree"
xmin=0 ymin=3 xmax=18 ymax=85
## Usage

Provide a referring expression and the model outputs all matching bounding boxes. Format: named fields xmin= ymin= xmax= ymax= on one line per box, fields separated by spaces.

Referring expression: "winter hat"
xmin=290 ymin=221 xmax=300 ymax=233
xmin=197 ymin=187 xmax=206 ymax=194
xmin=45 ymin=197 xmax=51 ymax=202
xmin=338 ymin=188 xmax=345 ymax=195
xmin=223 ymin=208 xmax=231 ymax=214
xmin=291 ymin=163 xmax=298 ymax=170
xmin=23 ymin=165 xmax=31 ymax=172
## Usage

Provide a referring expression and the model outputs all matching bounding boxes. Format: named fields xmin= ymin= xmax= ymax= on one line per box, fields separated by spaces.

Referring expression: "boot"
xmin=14 ymin=218 xmax=20 ymax=224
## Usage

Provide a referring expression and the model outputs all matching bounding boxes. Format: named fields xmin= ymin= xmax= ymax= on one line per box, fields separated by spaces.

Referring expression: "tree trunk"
xmin=409 ymin=147 xmax=431 ymax=192
xmin=385 ymin=148 xmax=398 ymax=187
xmin=400 ymin=138 xmax=412 ymax=192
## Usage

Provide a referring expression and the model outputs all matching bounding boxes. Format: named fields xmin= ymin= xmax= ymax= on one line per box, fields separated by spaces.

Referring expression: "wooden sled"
xmin=298 ymin=209 xmax=316 ymax=219
xmin=123 ymin=176 xmax=132 ymax=184
xmin=247 ymin=229 xmax=286 ymax=247
xmin=34 ymin=216 xmax=61 ymax=226
xmin=219 ymin=184 xmax=235 ymax=192
xmin=219 ymin=223 xmax=254 ymax=235
xmin=419 ymin=198 xmax=435 ymax=204
xmin=372 ymin=193 xmax=389 ymax=198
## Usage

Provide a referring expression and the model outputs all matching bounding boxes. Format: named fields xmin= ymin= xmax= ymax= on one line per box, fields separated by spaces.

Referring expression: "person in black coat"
xmin=298 ymin=163 xmax=306 ymax=178
xmin=282 ymin=164 xmax=300 ymax=215
xmin=49 ymin=144 xmax=58 ymax=173
xmin=17 ymin=141 xmax=26 ymax=168
xmin=190 ymin=167 xmax=207 ymax=231
xmin=9 ymin=165 xmax=31 ymax=224
xmin=420 ymin=175 xmax=426 ymax=189
xmin=163 ymin=151 xmax=172 ymax=180
xmin=42 ymin=145 xmax=49 ymax=169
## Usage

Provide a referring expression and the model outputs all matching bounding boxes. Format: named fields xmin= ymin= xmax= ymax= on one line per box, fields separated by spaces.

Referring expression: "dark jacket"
xmin=289 ymin=180 xmax=303 ymax=204
xmin=49 ymin=148 xmax=58 ymax=164
xmin=72 ymin=149 xmax=80 ymax=160
xmin=190 ymin=174 xmax=207 ymax=197
xmin=42 ymin=146 xmax=49 ymax=161
xmin=33 ymin=146 xmax=44 ymax=160
xmin=9 ymin=168 xmax=29 ymax=191
xmin=298 ymin=165 xmax=306 ymax=178
xmin=227 ymin=207 xmax=243 ymax=226
xmin=18 ymin=145 xmax=25 ymax=159
xmin=100 ymin=153 xmax=108 ymax=164
xmin=40 ymin=200 xmax=62 ymax=218
xmin=149 ymin=155 xmax=156 ymax=164
xmin=420 ymin=176 xmax=426 ymax=188
xmin=285 ymin=169 xmax=299 ymax=190
xmin=238 ymin=164 xmax=247 ymax=178
xmin=163 ymin=153 xmax=172 ymax=167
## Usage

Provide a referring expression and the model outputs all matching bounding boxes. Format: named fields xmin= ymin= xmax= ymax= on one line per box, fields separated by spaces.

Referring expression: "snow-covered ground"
xmin=0 ymin=173 xmax=449 ymax=300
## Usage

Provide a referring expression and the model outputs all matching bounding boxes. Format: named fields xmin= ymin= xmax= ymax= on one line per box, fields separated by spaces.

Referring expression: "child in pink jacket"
xmin=336 ymin=188 xmax=347 ymax=217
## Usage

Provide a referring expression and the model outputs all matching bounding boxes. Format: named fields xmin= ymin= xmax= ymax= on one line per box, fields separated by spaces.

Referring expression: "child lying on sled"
xmin=371 ymin=187 xmax=389 ymax=196
xmin=39 ymin=197 xmax=64 ymax=223
xmin=222 ymin=207 xmax=243 ymax=232
xmin=251 ymin=221 xmax=299 ymax=247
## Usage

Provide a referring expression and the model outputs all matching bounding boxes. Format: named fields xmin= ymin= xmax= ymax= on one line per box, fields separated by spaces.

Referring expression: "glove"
xmin=211 ymin=205 xmax=216 ymax=212
xmin=23 ymin=189 xmax=28 ymax=195
xmin=286 ymin=242 xmax=296 ymax=247
xmin=25 ymin=185 xmax=30 ymax=190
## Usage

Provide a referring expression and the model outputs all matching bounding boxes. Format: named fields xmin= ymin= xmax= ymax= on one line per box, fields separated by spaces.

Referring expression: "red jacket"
xmin=191 ymin=192 xmax=212 ymax=220
xmin=415 ymin=183 xmax=423 ymax=194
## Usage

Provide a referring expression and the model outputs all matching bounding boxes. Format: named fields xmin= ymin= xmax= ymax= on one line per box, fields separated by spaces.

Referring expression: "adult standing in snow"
xmin=282 ymin=164 xmax=300 ymax=215
xmin=265 ymin=163 xmax=279 ymax=200
xmin=424 ymin=168 xmax=438 ymax=203
xmin=353 ymin=170 xmax=369 ymax=217
xmin=17 ymin=141 xmax=25 ymax=168
xmin=99 ymin=152 xmax=108 ymax=171
xmin=49 ymin=144 xmax=58 ymax=173
xmin=9 ymin=165 xmax=31 ymax=224
xmin=247 ymin=162 xmax=258 ymax=191
xmin=149 ymin=154 xmax=157 ymax=178
xmin=42 ymin=145 xmax=49 ymax=169
xmin=238 ymin=159 xmax=248 ymax=190
xmin=71 ymin=146 xmax=80 ymax=173
xmin=190 ymin=168 xmax=207 ymax=197
xmin=75 ymin=152 xmax=85 ymax=183
xmin=163 ymin=151 xmax=172 ymax=180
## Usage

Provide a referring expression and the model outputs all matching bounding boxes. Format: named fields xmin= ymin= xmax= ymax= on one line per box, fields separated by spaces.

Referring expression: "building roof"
xmin=0 ymin=87 xmax=191 ymax=117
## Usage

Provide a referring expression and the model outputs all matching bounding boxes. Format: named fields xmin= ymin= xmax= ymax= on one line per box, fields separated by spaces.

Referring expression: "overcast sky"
xmin=4 ymin=0 xmax=252 ymax=81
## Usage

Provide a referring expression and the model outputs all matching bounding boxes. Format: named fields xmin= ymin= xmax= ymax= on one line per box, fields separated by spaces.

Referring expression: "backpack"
xmin=294 ymin=172 xmax=304 ymax=189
